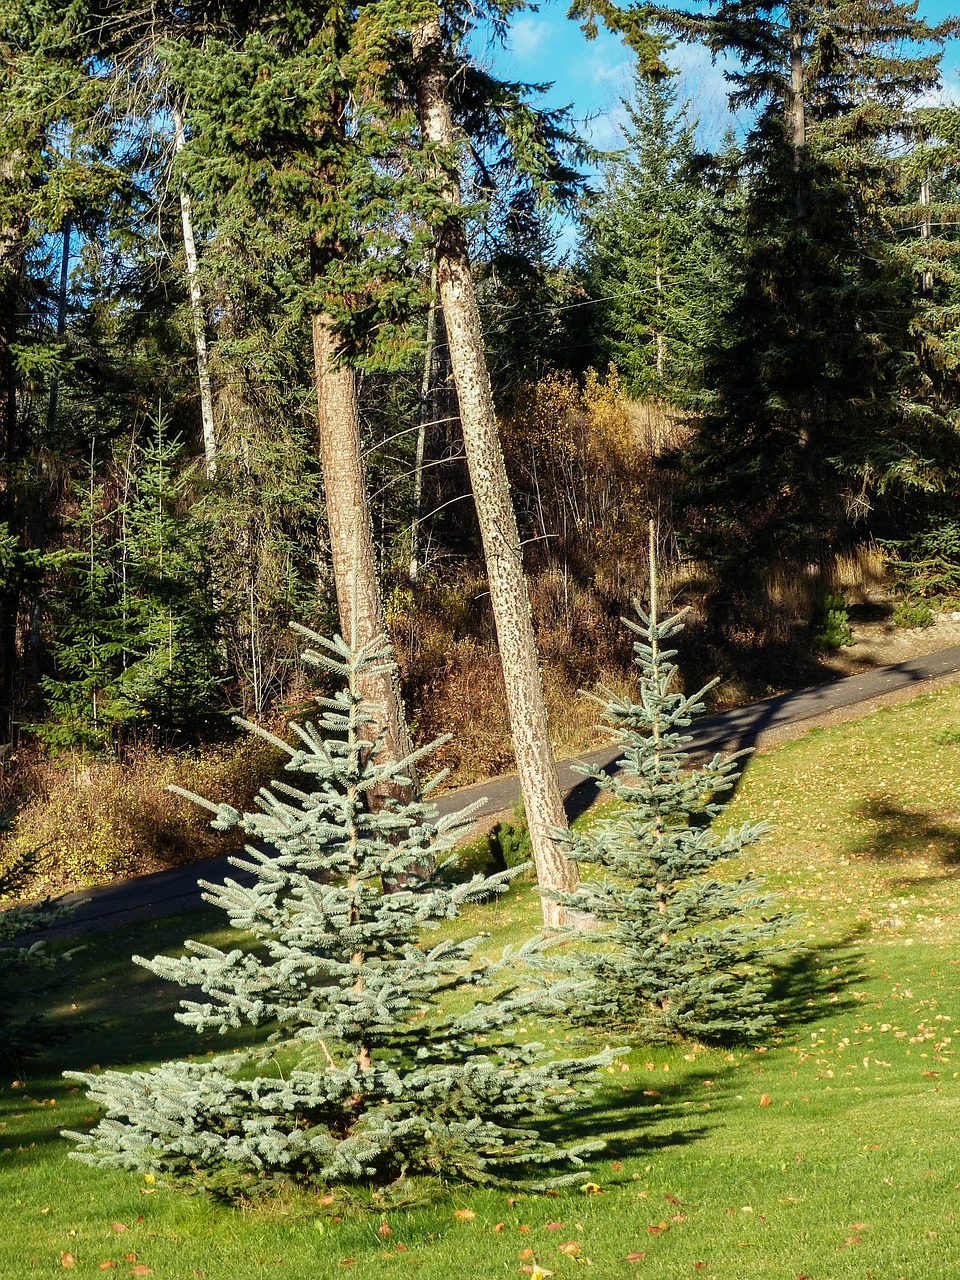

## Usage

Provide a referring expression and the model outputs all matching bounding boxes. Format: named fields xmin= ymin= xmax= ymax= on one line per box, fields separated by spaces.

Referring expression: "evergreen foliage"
xmin=37 ymin=414 xmax=225 ymax=749
xmin=548 ymin=537 xmax=796 ymax=1042
xmin=65 ymin=629 xmax=609 ymax=1194
xmin=641 ymin=0 xmax=960 ymax=580
xmin=580 ymin=72 xmax=725 ymax=404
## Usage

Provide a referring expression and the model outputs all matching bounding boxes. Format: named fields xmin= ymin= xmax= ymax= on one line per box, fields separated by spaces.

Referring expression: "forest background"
xmin=2 ymin=0 xmax=960 ymax=896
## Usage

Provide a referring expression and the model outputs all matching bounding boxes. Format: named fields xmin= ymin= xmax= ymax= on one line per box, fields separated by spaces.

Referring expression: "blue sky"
xmin=478 ymin=0 xmax=960 ymax=153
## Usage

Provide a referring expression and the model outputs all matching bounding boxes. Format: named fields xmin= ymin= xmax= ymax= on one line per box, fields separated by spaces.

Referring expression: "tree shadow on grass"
xmin=845 ymin=795 xmax=960 ymax=881
xmin=532 ymin=1055 xmax=748 ymax=1178
xmin=765 ymin=927 xmax=868 ymax=1033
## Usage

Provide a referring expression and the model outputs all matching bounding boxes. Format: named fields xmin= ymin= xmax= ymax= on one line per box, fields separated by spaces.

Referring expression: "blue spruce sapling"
xmin=64 ymin=629 xmax=608 ymax=1193
xmin=549 ymin=528 xmax=795 ymax=1042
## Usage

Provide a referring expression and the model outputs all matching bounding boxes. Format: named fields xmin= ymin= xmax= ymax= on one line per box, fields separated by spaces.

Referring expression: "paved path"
xmin=32 ymin=643 xmax=960 ymax=937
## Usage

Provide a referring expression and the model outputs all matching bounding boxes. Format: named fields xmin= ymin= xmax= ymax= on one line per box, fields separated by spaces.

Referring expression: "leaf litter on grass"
xmin=7 ymin=686 xmax=960 ymax=1276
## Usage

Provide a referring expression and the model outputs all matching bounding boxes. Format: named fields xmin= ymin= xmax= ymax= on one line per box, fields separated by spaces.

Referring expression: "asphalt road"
xmin=29 ymin=642 xmax=960 ymax=937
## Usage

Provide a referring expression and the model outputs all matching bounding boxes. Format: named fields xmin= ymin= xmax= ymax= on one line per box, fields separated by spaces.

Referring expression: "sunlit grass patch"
xmin=4 ymin=683 xmax=960 ymax=1276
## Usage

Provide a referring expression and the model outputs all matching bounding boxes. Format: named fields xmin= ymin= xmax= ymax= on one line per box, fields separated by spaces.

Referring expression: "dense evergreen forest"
xmin=1 ymin=0 xmax=959 ymax=892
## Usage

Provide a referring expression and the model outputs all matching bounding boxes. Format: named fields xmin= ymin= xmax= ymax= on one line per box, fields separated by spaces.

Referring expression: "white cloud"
xmin=508 ymin=14 xmax=551 ymax=64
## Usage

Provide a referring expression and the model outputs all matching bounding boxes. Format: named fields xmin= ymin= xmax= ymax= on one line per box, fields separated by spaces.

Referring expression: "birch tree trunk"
xmin=920 ymin=170 xmax=933 ymax=297
xmin=411 ymin=14 xmax=577 ymax=924
xmin=173 ymin=108 xmax=217 ymax=481
xmin=0 ymin=154 xmax=27 ymax=742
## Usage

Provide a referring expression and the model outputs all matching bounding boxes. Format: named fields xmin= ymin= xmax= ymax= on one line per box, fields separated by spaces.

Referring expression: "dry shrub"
xmin=625 ymin=397 xmax=692 ymax=458
xmin=498 ymin=369 xmax=661 ymax=579
xmin=390 ymin=564 xmax=639 ymax=787
xmin=0 ymin=738 xmax=285 ymax=899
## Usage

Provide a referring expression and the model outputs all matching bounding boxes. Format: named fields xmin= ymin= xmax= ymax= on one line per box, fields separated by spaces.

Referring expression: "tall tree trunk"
xmin=411 ymin=14 xmax=576 ymax=925
xmin=786 ymin=8 xmax=818 ymax=557
xmin=311 ymin=301 xmax=415 ymax=780
xmin=409 ymin=265 xmax=437 ymax=586
xmin=920 ymin=170 xmax=933 ymax=297
xmin=173 ymin=108 xmax=217 ymax=481
xmin=0 ymin=155 xmax=28 ymax=743
xmin=45 ymin=215 xmax=71 ymax=436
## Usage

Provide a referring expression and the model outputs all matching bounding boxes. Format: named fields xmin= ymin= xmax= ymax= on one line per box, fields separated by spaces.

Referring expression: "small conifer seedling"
xmin=65 ymin=629 xmax=608 ymax=1195
xmin=548 ymin=530 xmax=796 ymax=1042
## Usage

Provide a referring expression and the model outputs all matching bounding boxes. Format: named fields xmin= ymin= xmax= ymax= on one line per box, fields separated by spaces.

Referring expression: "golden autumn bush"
xmin=0 ymin=738 xmax=284 ymax=898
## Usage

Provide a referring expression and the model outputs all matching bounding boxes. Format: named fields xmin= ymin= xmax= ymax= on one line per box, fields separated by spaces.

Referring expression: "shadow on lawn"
xmin=846 ymin=795 xmax=960 ymax=879
xmin=533 ymin=1058 xmax=743 ymax=1174
xmin=766 ymin=926 xmax=868 ymax=1033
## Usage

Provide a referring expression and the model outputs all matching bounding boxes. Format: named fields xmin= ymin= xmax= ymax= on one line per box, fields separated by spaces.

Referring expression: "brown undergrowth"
xmin=1 ymin=373 xmax=899 ymax=896
xmin=0 ymin=737 xmax=284 ymax=899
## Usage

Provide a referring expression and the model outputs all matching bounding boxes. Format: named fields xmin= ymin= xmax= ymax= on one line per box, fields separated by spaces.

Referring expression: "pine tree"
xmin=64 ymin=628 xmax=609 ymax=1193
xmin=548 ymin=528 xmax=795 ymax=1043
xmin=580 ymin=71 xmax=716 ymax=403
xmin=637 ymin=0 xmax=960 ymax=581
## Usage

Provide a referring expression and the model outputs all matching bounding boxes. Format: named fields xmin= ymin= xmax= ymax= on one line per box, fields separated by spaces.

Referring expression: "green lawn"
xmin=5 ymin=684 xmax=960 ymax=1279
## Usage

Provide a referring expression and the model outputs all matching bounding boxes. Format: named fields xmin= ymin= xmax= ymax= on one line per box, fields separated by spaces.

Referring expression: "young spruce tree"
xmin=549 ymin=528 xmax=795 ymax=1042
xmin=65 ymin=629 xmax=608 ymax=1193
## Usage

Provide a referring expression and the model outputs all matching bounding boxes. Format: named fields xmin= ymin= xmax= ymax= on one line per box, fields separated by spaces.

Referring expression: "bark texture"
xmin=412 ymin=14 xmax=576 ymax=924
xmin=311 ymin=309 xmax=415 ymax=780
xmin=0 ymin=153 xmax=28 ymax=742
xmin=173 ymin=109 xmax=217 ymax=480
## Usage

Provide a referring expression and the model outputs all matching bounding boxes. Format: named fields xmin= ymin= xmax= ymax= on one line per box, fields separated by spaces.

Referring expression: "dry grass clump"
xmin=498 ymin=369 xmax=664 ymax=580
xmin=0 ymin=737 xmax=284 ymax=899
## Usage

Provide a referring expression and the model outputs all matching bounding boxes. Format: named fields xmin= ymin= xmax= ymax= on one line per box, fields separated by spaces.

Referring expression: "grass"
xmin=5 ymin=683 xmax=960 ymax=1277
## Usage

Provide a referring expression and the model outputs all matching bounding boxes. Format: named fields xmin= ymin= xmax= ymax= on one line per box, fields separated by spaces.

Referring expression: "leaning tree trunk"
xmin=411 ymin=14 xmax=577 ymax=925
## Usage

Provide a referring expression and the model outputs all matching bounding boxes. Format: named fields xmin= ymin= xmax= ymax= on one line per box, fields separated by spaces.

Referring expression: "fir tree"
xmin=627 ymin=0 xmax=960 ymax=580
xmin=580 ymin=71 xmax=718 ymax=404
xmin=549 ymin=528 xmax=796 ymax=1043
xmin=39 ymin=414 xmax=224 ymax=749
xmin=65 ymin=629 xmax=609 ymax=1193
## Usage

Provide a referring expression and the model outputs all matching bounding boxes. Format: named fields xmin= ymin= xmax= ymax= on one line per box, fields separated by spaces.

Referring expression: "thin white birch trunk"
xmin=173 ymin=108 xmax=217 ymax=481
xmin=920 ymin=171 xmax=933 ymax=296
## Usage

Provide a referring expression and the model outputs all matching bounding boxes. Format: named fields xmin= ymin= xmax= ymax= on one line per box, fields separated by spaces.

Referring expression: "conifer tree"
xmin=39 ymin=415 xmax=224 ymax=749
xmin=549 ymin=527 xmax=795 ymax=1042
xmin=580 ymin=71 xmax=716 ymax=403
xmin=592 ymin=0 xmax=960 ymax=580
xmin=65 ymin=628 xmax=608 ymax=1192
